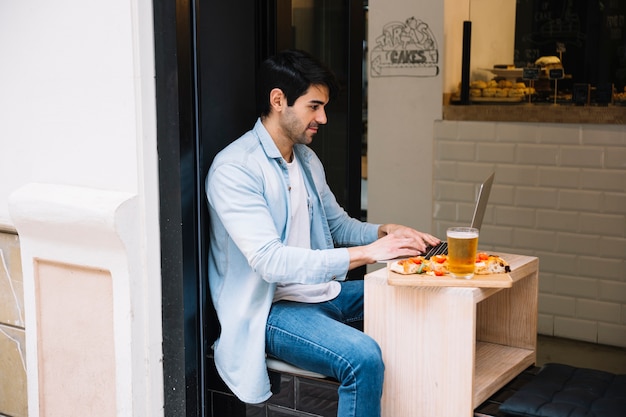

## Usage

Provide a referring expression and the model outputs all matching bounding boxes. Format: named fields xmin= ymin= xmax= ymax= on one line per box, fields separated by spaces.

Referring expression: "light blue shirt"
xmin=205 ymin=118 xmax=380 ymax=403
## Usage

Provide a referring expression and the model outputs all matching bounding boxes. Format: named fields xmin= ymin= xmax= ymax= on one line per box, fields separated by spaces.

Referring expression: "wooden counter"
xmin=443 ymin=102 xmax=626 ymax=124
xmin=364 ymin=253 xmax=539 ymax=417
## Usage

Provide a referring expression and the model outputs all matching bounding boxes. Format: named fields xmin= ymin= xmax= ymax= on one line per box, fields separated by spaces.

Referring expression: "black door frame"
xmin=153 ymin=0 xmax=201 ymax=414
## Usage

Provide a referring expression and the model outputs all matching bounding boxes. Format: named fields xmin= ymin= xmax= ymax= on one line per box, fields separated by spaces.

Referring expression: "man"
xmin=206 ymin=49 xmax=439 ymax=417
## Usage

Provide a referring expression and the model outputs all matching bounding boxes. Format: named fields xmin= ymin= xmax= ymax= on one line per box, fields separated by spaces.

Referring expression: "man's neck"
xmin=261 ymin=117 xmax=294 ymax=162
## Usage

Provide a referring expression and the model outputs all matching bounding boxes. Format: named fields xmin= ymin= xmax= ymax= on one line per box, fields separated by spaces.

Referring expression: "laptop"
xmin=422 ymin=172 xmax=495 ymax=259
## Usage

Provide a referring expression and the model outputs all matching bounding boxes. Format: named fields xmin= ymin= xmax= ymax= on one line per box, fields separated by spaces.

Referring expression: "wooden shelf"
xmin=473 ymin=342 xmax=535 ymax=407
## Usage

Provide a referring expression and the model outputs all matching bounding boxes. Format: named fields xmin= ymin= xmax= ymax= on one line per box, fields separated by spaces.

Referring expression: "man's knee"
xmin=363 ymin=337 xmax=384 ymax=375
xmin=347 ymin=336 xmax=384 ymax=379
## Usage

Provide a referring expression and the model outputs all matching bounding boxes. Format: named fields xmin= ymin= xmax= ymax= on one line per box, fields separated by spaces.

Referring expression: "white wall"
xmin=468 ymin=0 xmax=517 ymax=82
xmin=433 ymin=120 xmax=626 ymax=348
xmin=443 ymin=0 xmax=470 ymax=96
xmin=443 ymin=0 xmax=517 ymax=96
xmin=367 ymin=0 xmax=516 ymax=231
xmin=0 ymin=0 xmax=163 ymax=415
xmin=367 ymin=0 xmax=444 ymax=232
xmin=0 ymin=0 xmax=157 ymax=226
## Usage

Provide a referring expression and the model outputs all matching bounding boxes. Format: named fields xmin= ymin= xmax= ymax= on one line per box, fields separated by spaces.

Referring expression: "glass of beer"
xmin=446 ymin=227 xmax=479 ymax=279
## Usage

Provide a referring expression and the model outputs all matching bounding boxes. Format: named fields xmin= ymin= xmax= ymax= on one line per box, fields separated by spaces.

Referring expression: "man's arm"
xmin=346 ymin=224 xmax=440 ymax=270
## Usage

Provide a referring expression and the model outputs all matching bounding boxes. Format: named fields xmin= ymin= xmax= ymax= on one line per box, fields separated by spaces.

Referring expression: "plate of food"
xmin=483 ymin=67 xmax=524 ymax=80
xmin=386 ymin=252 xmax=513 ymax=288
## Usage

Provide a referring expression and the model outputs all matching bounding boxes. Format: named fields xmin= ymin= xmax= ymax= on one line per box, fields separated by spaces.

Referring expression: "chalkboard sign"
xmin=514 ymin=0 xmax=626 ymax=90
xmin=595 ymin=83 xmax=613 ymax=104
xmin=522 ymin=68 xmax=540 ymax=80
xmin=572 ymin=83 xmax=589 ymax=105
xmin=549 ymin=68 xmax=565 ymax=79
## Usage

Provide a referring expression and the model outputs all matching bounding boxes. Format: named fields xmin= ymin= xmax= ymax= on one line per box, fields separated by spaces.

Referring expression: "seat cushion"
xmin=266 ymin=357 xmax=327 ymax=379
xmin=500 ymin=363 xmax=626 ymax=417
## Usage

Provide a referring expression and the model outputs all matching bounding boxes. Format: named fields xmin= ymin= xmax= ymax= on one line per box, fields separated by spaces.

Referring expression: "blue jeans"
xmin=266 ymin=280 xmax=384 ymax=417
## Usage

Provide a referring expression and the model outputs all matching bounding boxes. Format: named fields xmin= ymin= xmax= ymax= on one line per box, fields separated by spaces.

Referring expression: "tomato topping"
xmin=476 ymin=253 xmax=490 ymax=262
xmin=432 ymin=255 xmax=447 ymax=264
xmin=433 ymin=270 xmax=444 ymax=276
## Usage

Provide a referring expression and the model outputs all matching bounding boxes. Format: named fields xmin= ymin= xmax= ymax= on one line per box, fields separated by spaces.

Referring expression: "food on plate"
xmin=482 ymin=87 xmax=497 ymax=97
xmin=495 ymin=88 xmax=510 ymax=98
xmin=534 ymin=56 xmax=562 ymax=69
xmin=486 ymin=80 xmax=498 ymax=88
xmin=389 ymin=253 xmax=510 ymax=276
xmin=474 ymin=252 xmax=511 ymax=274
xmin=388 ymin=255 xmax=446 ymax=276
xmin=470 ymin=80 xmax=487 ymax=89
xmin=388 ymin=256 xmax=426 ymax=275
xmin=508 ymin=88 xmax=525 ymax=97
xmin=614 ymin=87 xmax=626 ymax=103
xmin=452 ymin=78 xmax=532 ymax=100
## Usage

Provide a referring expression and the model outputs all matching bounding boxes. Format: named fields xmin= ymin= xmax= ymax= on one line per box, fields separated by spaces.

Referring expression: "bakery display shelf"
xmin=471 ymin=96 xmax=525 ymax=103
xmin=450 ymin=96 xmax=528 ymax=105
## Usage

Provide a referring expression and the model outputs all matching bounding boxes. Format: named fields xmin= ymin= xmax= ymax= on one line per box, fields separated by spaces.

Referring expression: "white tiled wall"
xmin=433 ymin=120 xmax=626 ymax=348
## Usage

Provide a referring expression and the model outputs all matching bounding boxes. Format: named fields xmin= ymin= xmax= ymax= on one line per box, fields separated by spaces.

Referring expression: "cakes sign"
xmin=370 ymin=17 xmax=439 ymax=77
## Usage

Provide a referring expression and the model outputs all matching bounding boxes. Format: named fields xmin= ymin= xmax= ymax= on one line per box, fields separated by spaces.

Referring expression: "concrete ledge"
xmin=8 ymin=183 xmax=158 ymax=417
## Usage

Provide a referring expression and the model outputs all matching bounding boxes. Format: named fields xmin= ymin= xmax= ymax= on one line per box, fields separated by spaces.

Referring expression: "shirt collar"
xmin=253 ymin=118 xmax=313 ymax=165
xmin=254 ymin=118 xmax=283 ymax=160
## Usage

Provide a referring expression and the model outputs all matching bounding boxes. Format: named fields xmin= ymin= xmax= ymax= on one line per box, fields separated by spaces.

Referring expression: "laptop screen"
xmin=377 ymin=172 xmax=496 ymax=261
xmin=470 ymin=172 xmax=495 ymax=230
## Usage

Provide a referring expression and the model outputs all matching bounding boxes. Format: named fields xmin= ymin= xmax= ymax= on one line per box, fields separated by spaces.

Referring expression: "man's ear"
xmin=269 ymin=88 xmax=285 ymax=113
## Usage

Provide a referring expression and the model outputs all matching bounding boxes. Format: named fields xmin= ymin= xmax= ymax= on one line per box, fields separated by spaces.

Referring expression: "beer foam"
xmin=447 ymin=231 xmax=478 ymax=239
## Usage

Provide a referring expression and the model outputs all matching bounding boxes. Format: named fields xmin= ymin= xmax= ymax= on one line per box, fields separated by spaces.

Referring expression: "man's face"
xmin=280 ymin=84 xmax=329 ymax=146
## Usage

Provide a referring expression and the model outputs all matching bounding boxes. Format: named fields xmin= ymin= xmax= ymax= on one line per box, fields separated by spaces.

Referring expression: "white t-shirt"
xmin=272 ymin=156 xmax=341 ymax=303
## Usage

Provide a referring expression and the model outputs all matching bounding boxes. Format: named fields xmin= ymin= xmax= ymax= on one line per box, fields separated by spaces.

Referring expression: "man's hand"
xmin=378 ymin=223 xmax=440 ymax=253
xmin=347 ymin=224 xmax=440 ymax=269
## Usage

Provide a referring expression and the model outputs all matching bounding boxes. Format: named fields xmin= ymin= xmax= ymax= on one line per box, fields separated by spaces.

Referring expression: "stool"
xmin=265 ymin=357 xmax=335 ymax=395
xmin=266 ymin=357 xmax=327 ymax=379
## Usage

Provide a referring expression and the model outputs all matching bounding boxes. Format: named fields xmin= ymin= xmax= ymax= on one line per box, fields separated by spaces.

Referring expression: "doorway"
xmin=155 ymin=1 xmax=365 ymax=415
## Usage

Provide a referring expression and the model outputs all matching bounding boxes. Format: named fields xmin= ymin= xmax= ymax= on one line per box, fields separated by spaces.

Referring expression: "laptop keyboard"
xmin=423 ymin=241 xmax=448 ymax=259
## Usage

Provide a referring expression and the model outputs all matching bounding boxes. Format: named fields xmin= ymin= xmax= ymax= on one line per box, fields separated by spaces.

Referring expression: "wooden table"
xmin=364 ymin=253 xmax=539 ymax=417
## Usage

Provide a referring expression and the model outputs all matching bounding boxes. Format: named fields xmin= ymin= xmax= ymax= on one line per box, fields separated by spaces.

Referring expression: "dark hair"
xmin=257 ymin=49 xmax=339 ymax=117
